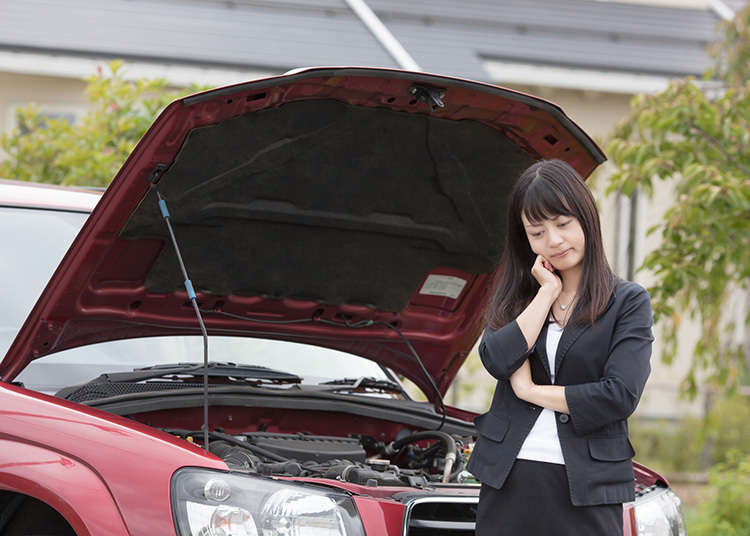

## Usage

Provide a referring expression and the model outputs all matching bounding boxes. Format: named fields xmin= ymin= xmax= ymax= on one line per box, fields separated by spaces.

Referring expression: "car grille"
xmin=403 ymin=497 xmax=478 ymax=535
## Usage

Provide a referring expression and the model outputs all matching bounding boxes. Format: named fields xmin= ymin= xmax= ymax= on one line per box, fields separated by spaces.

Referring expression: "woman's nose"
xmin=547 ymin=228 xmax=563 ymax=247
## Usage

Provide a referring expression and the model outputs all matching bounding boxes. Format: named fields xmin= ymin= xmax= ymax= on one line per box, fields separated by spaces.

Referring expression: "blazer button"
xmin=558 ymin=414 xmax=570 ymax=424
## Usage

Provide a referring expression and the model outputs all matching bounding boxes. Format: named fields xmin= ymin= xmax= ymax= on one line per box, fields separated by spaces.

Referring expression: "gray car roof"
xmin=0 ymin=0 xmax=727 ymax=81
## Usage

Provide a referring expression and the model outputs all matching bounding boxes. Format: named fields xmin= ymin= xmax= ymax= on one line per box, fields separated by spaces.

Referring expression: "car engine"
xmin=167 ymin=428 xmax=472 ymax=487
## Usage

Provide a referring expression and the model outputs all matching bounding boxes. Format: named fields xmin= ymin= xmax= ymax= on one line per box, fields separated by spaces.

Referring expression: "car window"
xmin=0 ymin=207 xmax=87 ymax=357
xmin=1 ymin=206 xmax=393 ymax=395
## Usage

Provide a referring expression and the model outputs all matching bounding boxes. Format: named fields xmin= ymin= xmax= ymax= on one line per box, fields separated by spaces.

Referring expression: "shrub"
xmin=630 ymin=394 xmax=750 ymax=473
xmin=687 ymin=450 xmax=750 ymax=536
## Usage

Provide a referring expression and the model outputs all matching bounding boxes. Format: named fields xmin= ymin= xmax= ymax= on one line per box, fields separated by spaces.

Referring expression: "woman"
xmin=466 ymin=159 xmax=654 ymax=535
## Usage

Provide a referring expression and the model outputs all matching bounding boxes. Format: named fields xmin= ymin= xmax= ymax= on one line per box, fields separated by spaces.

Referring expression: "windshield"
xmin=16 ymin=336 xmax=394 ymax=395
xmin=1 ymin=206 xmax=395 ymax=396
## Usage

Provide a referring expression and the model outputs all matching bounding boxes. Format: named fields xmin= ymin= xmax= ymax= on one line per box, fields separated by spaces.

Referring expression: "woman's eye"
xmin=530 ymin=231 xmax=543 ymax=238
xmin=558 ymin=220 xmax=569 ymax=227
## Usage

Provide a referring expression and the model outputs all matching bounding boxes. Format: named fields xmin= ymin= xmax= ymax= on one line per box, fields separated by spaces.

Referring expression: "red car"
xmin=0 ymin=68 xmax=685 ymax=535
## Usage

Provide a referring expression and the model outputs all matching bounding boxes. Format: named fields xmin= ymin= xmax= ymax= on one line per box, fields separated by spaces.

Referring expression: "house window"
xmin=4 ymin=103 xmax=84 ymax=134
xmin=626 ymin=188 xmax=639 ymax=281
xmin=613 ymin=188 xmax=641 ymax=280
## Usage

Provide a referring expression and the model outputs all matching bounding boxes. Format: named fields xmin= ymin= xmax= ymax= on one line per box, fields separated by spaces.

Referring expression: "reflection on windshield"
xmin=16 ymin=336 xmax=392 ymax=395
xmin=0 ymin=208 xmax=87 ymax=357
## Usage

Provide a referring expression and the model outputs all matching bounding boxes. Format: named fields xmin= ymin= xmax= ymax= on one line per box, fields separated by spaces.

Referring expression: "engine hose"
xmin=443 ymin=451 xmax=457 ymax=483
xmin=449 ymin=456 xmax=465 ymax=481
xmin=209 ymin=431 xmax=288 ymax=462
xmin=428 ymin=458 xmax=465 ymax=483
xmin=384 ymin=431 xmax=457 ymax=483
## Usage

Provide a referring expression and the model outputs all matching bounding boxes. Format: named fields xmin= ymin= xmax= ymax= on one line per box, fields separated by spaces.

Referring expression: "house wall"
xmin=0 ymin=72 xmax=86 ymax=134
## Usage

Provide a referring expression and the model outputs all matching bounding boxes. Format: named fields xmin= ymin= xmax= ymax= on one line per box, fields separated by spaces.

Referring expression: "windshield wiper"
xmin=88 ymin=362 xmax=302 ymax=385
xmin=315 ymin=376 xmax=405 ymax=395
xmin=55 ymin=362 xmax=302 ymax=403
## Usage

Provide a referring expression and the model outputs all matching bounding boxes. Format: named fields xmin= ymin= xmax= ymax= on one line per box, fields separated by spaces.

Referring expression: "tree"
xmin=606 ymin=5 xmax=749 ymax=397
xmin=0 ymin=61 xmax=199 ymax=187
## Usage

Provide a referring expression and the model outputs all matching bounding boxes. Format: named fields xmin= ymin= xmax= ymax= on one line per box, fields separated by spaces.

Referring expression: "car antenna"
xmin=149 ymin=166 xmax=210 ymax=450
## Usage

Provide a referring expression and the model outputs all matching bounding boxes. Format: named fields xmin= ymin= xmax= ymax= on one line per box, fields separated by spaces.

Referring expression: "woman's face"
xmin=521 ymin=212 xmax=585 ymax=272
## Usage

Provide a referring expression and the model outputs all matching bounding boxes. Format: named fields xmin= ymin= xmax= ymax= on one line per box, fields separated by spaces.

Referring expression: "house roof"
xmin=375 ymin=0 xmax=721 ymax=78
xmin=0 ymin=0 xmax=729 ymax=84
xmin=722 ymin=0 xmax=747 ymax=11
xmin=0 ymin=0 xmax=394 ymax=72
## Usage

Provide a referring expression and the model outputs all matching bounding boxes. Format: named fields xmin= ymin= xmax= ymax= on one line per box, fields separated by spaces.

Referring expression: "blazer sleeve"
xmin=564 ymin=286 xmax=654 ymax=436
xmin=479 ymin=319 xmax=536 ymax=380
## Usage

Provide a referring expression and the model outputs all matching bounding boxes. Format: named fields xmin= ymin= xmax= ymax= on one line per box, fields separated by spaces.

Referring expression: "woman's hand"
xmin=509 ymin=359 xmax=535 ymax=401
xmin=531 ymin=255 xmax=562 ymax=298
xmin=510 ymin=359 xmax=570 ymax=413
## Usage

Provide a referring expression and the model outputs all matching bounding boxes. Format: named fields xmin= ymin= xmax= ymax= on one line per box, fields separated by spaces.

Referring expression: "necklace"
xmin=553 ymin=294 xmax=576 ymax=328
xmin=557 ymin=293 xmax=576 ymax=311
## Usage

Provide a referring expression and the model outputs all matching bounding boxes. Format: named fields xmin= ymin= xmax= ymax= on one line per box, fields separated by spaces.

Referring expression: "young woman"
xmin=466 ymin=159 xmax=654 ymax=535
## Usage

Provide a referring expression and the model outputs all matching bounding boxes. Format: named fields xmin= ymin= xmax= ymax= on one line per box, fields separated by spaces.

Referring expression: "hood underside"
xmin=1 ymin=68 xmax=604 ymax=402
xmin=126 ymin=98 xmax=533 ymax=306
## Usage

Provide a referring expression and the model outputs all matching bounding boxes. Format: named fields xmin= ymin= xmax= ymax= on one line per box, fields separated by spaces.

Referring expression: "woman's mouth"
xmin=552 ymin=249 xmax=570 ymax=258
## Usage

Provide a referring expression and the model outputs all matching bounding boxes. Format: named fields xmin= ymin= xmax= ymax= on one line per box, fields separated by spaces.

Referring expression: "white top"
xmin=516 ymin=321 xmax=565 ymax=465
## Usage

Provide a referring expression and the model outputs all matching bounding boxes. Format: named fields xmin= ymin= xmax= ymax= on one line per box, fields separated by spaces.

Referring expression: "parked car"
xmin=0 ymin=68 xmax=686 ymax=535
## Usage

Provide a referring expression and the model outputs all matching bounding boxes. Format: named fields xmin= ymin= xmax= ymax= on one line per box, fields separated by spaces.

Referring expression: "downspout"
xmin=344 ymin=0 xmax=422 ymax=71
xmin=710 ymin=0 xmax=735 ymax=20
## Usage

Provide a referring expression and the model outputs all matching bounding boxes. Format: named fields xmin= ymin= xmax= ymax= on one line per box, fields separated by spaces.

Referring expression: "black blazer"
xmin=466 ymin=279 xmax=653 ymax=506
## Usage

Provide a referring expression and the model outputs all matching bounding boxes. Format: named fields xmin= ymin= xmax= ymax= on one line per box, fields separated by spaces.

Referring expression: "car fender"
xmin=0 ymin=383 xmax=228 ymax=535
xmin=0 ymin=438 xmax=129 ymax=536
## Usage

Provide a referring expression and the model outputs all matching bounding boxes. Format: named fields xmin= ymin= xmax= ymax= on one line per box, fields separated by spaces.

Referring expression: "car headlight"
xmin=172 ymin=467 xmax=365 ymax=536
xmin=633 ymin=487 xmax=687 ymax=536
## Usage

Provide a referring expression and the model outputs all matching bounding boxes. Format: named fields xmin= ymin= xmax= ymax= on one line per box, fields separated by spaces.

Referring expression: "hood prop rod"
xmin=152 ymin=186 xmax=210 ymax=450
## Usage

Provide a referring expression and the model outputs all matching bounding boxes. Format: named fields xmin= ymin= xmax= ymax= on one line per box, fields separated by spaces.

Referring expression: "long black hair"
xmin=486 ymin=159 xmax=616 ymax=329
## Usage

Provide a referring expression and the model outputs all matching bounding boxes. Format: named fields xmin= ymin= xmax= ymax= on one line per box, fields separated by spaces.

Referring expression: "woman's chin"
xmin=552 ymin=253 xmax=582 ymax=272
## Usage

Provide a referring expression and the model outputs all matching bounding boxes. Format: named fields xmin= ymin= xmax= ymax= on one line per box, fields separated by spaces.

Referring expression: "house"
xmin=0 ymin=0 xmax=742 ymax=418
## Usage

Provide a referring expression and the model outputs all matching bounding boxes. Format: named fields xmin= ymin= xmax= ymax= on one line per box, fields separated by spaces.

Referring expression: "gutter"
xmin=344 ymin=0 xmax=422 ymax=71
xmin=710 ymin=0 xmax=735 ymax=20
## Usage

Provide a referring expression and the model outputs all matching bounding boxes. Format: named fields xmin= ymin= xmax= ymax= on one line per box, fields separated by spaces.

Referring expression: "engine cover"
xmin=243 ymin=432 xmax=366 ymax=463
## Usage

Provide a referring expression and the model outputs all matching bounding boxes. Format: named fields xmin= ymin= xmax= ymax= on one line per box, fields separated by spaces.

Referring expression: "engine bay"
xmin=67 ymin=366 xmax=480 ymax=488
xmin=165 ymin=427 xmax=474 ymax=488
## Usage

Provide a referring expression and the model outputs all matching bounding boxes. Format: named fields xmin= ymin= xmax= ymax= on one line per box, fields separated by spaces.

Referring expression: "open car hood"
xmin=0 ymin=67 xmax=604 ymax=402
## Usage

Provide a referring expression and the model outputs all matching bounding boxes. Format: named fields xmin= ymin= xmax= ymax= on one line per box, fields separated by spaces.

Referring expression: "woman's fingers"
xmin=531 ymin=256 xmax=562 ymax=300
xmin=531 ymin=255 xmax=546 ymax=275
xmin=532 ymin=255 xmax=559 ymax=284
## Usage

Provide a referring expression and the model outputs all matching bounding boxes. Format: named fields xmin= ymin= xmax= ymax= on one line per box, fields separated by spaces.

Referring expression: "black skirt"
xmin=475 ymin=459 xmax=623 ymax=535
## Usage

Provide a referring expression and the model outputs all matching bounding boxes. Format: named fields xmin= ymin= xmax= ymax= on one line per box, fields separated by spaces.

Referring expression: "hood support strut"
xmin=152 ymin=177 xmax=211 ymax=450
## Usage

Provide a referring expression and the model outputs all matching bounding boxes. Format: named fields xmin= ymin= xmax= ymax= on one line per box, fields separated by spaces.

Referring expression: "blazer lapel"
xmin=554 ymin=323 xmax=589 ymax=378
xmin=554 ymin=288 xmax=619 ymax=377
